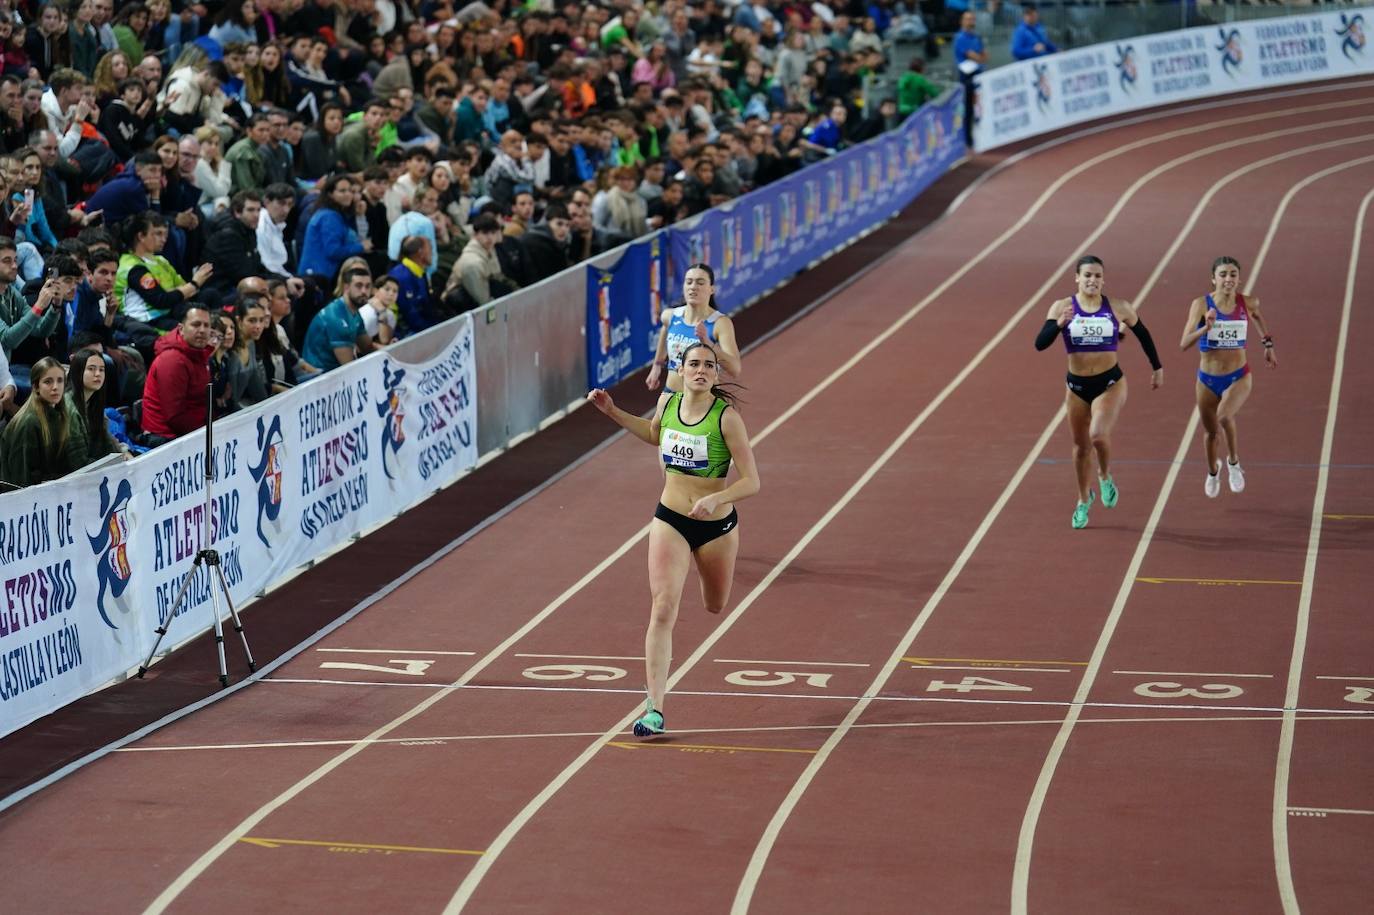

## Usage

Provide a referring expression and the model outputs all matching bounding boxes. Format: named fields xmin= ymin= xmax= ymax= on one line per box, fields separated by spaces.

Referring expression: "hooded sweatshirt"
xmin=141 ymin=328 xmax=213 ymax=439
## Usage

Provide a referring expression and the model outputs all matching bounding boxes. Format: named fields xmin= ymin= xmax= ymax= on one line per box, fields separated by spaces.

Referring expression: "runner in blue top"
xmin=647 ymin=263 xmax=741 ymax=410
xmin=588 ymin=341 xmax=760 ymax=738
xmin=1035 ymin=255 xmax=1164 ymax=529
xmin=1179 ymin=256 xmax=1277 ymax=498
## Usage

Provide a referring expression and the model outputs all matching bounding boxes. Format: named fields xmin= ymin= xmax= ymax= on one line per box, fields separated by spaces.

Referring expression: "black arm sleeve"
xmin=1034 ymin=319 xmax=1061 ymax=351
xmin=125 ymin=266 xmax=188 ymax=312
xmin=1129 ymin=318 xmax=1163 ymax=370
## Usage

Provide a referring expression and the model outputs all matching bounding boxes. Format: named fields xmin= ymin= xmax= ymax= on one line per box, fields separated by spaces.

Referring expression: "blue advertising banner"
xmin=586 ymin=233 xmax=668 ymax=389
xmin=668 ymin=89 xmax=965 ymax=314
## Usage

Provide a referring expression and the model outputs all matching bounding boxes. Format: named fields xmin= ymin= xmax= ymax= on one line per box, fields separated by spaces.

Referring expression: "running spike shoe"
xmin=1099 ymin=474 xmax=1119 ymax=508
xmin=1205 ymin=462 xmax=1221 ymax=499
xmin=633 ymin=699 xmax=665 ymax=737
xmin=1227 ymin=460 xmax=1245 ymax=493
xmin=1072 ymin=490 xmax=1095 ymax=529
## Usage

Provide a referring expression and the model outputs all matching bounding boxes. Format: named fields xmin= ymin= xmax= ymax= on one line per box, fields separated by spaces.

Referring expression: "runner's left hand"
xmin=688 ymin=494 xmax=721 ymax=519
xmin=1264 ymin=346 xmax=1278 ymax=369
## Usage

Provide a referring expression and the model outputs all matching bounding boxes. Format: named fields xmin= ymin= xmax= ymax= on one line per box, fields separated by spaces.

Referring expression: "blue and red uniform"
xmin=1197 ymin=292 xmax=1250 ymax=398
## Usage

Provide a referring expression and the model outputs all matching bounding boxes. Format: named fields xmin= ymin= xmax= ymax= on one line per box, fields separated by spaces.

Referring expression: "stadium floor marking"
xmin=239 ymin=837 xmax=484 ymax=856
xmin=513 ymin=653 xmax=644 ymax=660
xmin=1112 ymin=670 xmax=1274 ymax=679
xmin=606 ymin=741 xmax=816 ymax=756
xmin=711 ymin=658 xmax=871 ymax=667
xmin=904 ymin=657 xmax=1087 ymax=667
xmin=114 ymin=713 xmax=1374 ymax=754
xmin=1315 ymin=675 xmax=1374 ymax=681
xmin=1287 ymin=807 xmax=1374 ymax=817
xmin=315 ymin=649 xmax=477 ymax=656
xmin=1135 ymin=577 xmax=1303 ymax=586
xmin=1324 ymin=513 xmax=1374 ymax=520
xmin=910 ymin=665 xmax=1073 ymax=674
xmin=248 ymin=676 xmax=1374 ymax=716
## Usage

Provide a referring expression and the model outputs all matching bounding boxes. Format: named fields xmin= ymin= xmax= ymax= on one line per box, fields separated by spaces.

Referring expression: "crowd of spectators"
xmin=0 ymin=0 xmax=949 ymax=491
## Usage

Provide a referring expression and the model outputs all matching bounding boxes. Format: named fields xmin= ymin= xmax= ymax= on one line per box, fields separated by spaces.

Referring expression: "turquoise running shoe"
xmin=1072 ymin=490 xmax=1095 ymax=529
xmin=1099 ymin=474 xmax=1118 ymax=508
xmin=632 ymin=699 xmax=665 ymax=737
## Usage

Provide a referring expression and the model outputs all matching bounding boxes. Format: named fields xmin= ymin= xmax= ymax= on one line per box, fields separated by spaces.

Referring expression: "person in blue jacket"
xmin=298 ymin=173 xmax=368 ymax=283
xmin=1012 ymin=3 xmax=1058 ymax=61
xmin=85 ymin=151 xmax=164 ymax=228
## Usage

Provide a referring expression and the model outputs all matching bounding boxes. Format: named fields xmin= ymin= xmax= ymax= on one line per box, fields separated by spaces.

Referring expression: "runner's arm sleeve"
xmin=1034 ymin=319 xmax=1060 ymax=351
xmin=1129 ymin=319 xmax=1163 ymax=370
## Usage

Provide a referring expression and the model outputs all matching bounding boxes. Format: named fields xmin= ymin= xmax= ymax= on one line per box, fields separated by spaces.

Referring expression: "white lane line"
xmin=145 ymin=109 xmax=1374 ymax=915
xmin=315 ymin=649 xmax=477 ymax=655
xmin=113 ymin=712 xmax=1372 ymax=755
xmin=447 ymin=112 xmax=1374 ymax=915
xmin=1112 ymin=670 xmax=1274 ymax=679
xmin=1288 ymin=807 xmax=1374 ymax=817
xmin=253 ymin=677 xmax=1374 ymax=716
xmin=1272 ymin=185 xmax=1374 ymax=915
xmin=1013 ymin=148 xmax=1374 ymax=915
xmin=1314 ymin=675 xmax=1374 ymax=681
xmin=737 ymin=133 xmax=1374 ymax=915
xmin=711 ymin=659 xmax=871 ymax=667
xmin=119 ymin=713 xmax=1372 ymax=757
xmin=512 ymin=653 xmax=645 ymax=660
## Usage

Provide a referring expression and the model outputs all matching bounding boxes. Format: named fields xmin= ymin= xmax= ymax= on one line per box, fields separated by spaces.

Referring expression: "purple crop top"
xmin=1061 ymin=296 xmax=1119 ymax=354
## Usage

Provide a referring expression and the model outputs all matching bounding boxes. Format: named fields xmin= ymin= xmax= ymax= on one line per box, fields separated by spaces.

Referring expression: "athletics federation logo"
xmin=88 ymin=476 xmax=134 ymax=632
xmin=375 ymin=360 xmax=408 ymax=481
xmin=1033 ymin=62 xmax=1052 ymax=113
xmin=1337 ymin=14 xmax=1366 ymax=60
xmin=248 ymin=414 xmax=286 ymax=548
xmin=1115 ymin=44 xmax=1138 ymax=92
xmin=1216 ymin=28 xmax=1243 ymax=76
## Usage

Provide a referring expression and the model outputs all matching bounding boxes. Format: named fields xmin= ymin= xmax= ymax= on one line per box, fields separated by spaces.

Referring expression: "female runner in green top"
xmin=588 ymin=341 xmax=761 ymax=737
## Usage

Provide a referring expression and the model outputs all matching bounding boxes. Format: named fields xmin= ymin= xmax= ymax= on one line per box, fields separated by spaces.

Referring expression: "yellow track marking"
xmin=606 ymin=741 xmax=816 ymax=755
xmin=903 ymin=657 xmax=1087 ymax=667
xmin=239 ymin=837 xmax=483 ymax=856
xmin=1136 ymin=577 xmax=1302 ymax=586
xmin=1323 ymin=513 xmax=1374 ymax=520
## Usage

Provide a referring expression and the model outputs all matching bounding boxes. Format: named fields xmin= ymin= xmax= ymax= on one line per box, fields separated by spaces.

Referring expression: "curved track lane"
xmin=1 ymin=82 xmax=1371 ymax=915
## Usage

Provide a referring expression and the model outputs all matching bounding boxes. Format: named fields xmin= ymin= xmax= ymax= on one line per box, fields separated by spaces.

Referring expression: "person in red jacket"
xmin=140 ymin=305 xmax=214 ymax=445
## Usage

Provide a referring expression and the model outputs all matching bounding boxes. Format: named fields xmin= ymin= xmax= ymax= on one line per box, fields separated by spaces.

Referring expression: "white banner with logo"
xmin=0 ymin=315 xmax=477 ymax=737
xmin=975 ymin=9 xmax=1373 ymax=150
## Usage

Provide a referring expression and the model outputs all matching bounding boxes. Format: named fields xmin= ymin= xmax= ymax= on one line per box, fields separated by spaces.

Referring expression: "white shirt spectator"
xmin=527 ymin=147 xmax=550 ymax=190
xmin=257 ymin=208 xmax=290 ymax=277
xmin=41 ymin=89 xmax=84 ymax=158
xmin=686 ymin=47 xmax=722 ymax=80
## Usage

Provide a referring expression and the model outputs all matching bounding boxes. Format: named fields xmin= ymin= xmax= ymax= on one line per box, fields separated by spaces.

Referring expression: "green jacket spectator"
xmin=897 ymin=61 xmax=942 ymax=116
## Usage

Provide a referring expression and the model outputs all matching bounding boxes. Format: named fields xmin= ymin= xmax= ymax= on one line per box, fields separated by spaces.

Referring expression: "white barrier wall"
xmin=975 ymin=9 xmax=1373 ymax=150
xmin=0 ymin=316 xmax=477 ymax=736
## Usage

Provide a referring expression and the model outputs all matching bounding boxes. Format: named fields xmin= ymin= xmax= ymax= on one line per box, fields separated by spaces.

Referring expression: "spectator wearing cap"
xmin=1012 ymin=4 xmax=1058 ymax=61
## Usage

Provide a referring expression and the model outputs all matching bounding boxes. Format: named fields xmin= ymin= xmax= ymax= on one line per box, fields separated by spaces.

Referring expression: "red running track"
xmin=3 ymin=80 xmax=1373 ymax=914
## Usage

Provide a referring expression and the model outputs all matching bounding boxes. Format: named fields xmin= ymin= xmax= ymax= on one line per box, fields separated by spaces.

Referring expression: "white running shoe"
xmin=1227 ymin=460 xmax=1246 ymax=493
xmin=1205 ymin=463 xmax=1221 ymax=499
